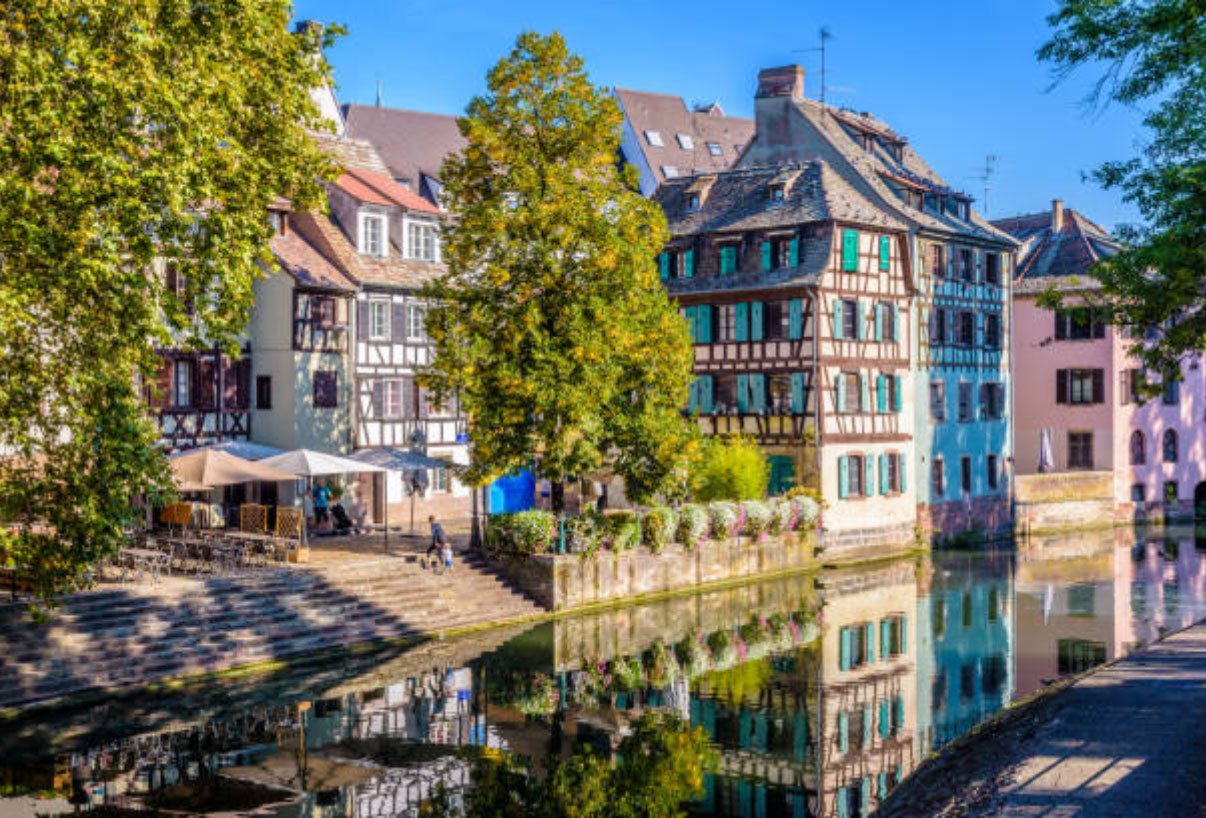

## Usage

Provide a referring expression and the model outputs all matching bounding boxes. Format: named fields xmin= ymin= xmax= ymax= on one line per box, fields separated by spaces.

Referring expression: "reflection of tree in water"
xmin=419 ymin=711 xmax=718 ymax=818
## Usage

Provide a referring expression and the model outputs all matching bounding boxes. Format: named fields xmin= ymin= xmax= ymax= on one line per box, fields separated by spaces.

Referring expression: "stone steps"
xmin=0 ymin=553 xmax=544 ymax=710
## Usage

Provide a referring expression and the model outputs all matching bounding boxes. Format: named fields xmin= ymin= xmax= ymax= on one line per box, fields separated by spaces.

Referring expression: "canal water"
xmin=2 ymin=525 xmax=1205 ymax=818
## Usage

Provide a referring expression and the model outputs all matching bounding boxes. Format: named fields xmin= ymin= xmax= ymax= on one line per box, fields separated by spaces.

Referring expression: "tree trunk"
xmin=551 ymin=481 xmax=565 ymax=513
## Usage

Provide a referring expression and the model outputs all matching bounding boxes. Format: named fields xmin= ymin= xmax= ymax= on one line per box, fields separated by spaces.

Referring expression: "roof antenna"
xmin=376 ymin=77 xmax=383 ymax=108
xmin=793 ymin=26 xmax=834 ymax=115
xmin=974 ymin=154 xmax=998 ymax=215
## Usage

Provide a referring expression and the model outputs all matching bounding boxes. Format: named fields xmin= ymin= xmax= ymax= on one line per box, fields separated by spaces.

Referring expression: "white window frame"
xmin=407 ymin=303 xmax=428 ymax=342
xmin=381 ymin=379 xmax=405 ymax=419
xmin=676 ymin=132 xmax=694 ymax=149
xmin=644 ymin=129 xmax=663 ymax=147
xmin=405 ymin=218 xmax=439 ymax=262
xmin=173 ymin=360 xmax=193 ymax=408
xmin=706 ymin=142 xmax=723 ymax=156
xmin=359 ymin=211 xmax=387 ymax=257
xmin=368 ymin=299 xmax=391 ymax=341
xmin=661 ymin=165 xmax=679 ymax=179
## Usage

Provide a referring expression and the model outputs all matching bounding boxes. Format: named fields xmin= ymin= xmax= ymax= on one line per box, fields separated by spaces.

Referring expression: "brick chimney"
xmin=756 ymin=65 xmax=805 ymax=100
xmin=1052 ymin=198 xmax=1065 ymax=233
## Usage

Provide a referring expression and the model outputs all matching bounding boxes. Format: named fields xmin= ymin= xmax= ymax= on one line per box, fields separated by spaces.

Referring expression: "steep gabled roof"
xmin=343 ymin=104 xmax=467 ymax=193
xmin=993 ymin=205 xmax=1122 ymax=294
xmin=271 ymin=215 xmax=357 ymax=293
xmin=332 ymin=166 xmax=441 ymax=214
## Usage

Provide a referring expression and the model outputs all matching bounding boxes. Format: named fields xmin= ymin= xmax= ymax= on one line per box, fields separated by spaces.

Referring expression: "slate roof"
xmin=656 ymin=160 xmax=907 ymax=236
xmin=614 ymin=88 xmax=754 ymax=187
xmin=343 ymin=104 xmax=467 ymax=197
xmin=271 ymin=215 xmax=357 ymax=293
xmin=993 ymin=205 xmax=1121 ymax=294
xmin=310 ymin=132 xmax=392 ymax=174
xmin=332 ymin=166 xmax=441 ymax=214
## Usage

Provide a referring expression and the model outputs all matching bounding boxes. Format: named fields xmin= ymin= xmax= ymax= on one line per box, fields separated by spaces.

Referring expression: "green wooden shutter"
xmin=876 ymin=374 xmax=887 ymax=413
xmin=879 ymin=699 xmax=890 ymax=738
xmin=789 ymin=299 xmax=803 ymax=339
xmin=697 ymin=305 xmax=713 ymax=343
xmin=835 ymin=375 xmax=847 ymax=413
xmin=837 ymin=712 xmax=850 ymax=754
xmin=750 ymin=302 xmax=764 ymax=341
xmin=894 ymin=695 xmax=905 ymax=733
xmin=893 ymin=375 xmax=903 ymax=412
xmin=842 ymin=229 xmax=859 ymax=271
xmin=839 ymin=625 xmax=851 ymax=668
xmin=658 ymin=252 xmax=669 ymax=280
xmin=881 ymin=619 xmax=891 ymax=659
xmin=735 ymin=303 xmax=750 ymax=342
xmin=864 ymin=456 xmax=874 ymax=497
xmin=879 ymin=454 xmax=889 ymax=496
xmin=837 ymin=456 xmax=849 ymax=499
xmin=898 ymin=453 xmax=907 ymax=494
xmin=832 ymin=299 xmax=845 ymax=340
xmin=699 ymin=375 xmax=714 ymax=413
xmin=836 ymin=788 xmax=850 ymax=818
xmin=792 ymin=713 xmax=807 ymax=760
xmin=860 ymin=777 xmax=872 ymax=809
xmin=684 ymin=306 xmax=697 ymax=342
xmin=684 ymin=248 xmax=695 ymax=278
xmin=750 ymin=373 xmax=766 ymax=412
xmin=864 ymin=622 xmax=875 ymax=660
xmin=899 ymin=614 xmax=908 ymax=654
xmin=878 ymin=771 xmax=888 ymax=799
xmin=788 ymin=236 xmax=800 ymax=267
xmin=891 ymin=303 xmax=900 ymax=342
xmin=879 ymin=235 xmax=891 ymax=271
xmin=791 ymin=373 xmax=805 ymax=414
xmin=874 ymin=302 xmax=883 ymax=341
xmin=862 ymin=704 xmax=873 ymax=747
xmin=854 ymin=300 xmax=864 ymax=340
xmin=737 ymin=374 xmax=749 ymax=413
xmin=859 ymin=372 xmax=870 ymax=412
xmin=720 ymin=245 xmax=736 ymax=275
xmin=761 ymin=240 xmax=772 ymax=271
xmin=688 ymin=378 xmax=699 ymax=413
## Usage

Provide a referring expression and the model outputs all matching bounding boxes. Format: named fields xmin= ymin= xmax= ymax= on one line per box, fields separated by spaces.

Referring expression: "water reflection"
xmin=4 ymin=525 xmax=1206 ymax=818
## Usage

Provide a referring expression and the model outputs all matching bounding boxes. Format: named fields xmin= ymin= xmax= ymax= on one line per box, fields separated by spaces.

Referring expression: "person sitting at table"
xmin=311 ymin=481 xmax=331 ymax=528
xmin=346 ymin=486 xmax=369 ymax=535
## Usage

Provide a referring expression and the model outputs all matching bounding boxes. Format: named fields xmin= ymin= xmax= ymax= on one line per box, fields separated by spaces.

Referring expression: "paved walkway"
xmin=879 ymin=621 xmax=1206 ymax=817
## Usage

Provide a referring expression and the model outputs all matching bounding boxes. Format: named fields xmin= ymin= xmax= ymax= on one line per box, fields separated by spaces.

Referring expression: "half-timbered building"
xmin=655 ymin=158 xmax=918 ymax=543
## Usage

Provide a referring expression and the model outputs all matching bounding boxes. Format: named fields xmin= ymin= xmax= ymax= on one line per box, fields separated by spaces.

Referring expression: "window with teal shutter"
xmin=876 ymin=374 xmax=887 ymax=413
xmin=864 ymin=622 xmax=875 ymax=660
xmin=735 ymin=302 xmax=750 ymax=342
xmin=793 ymin=712 xmax=808 ymax=760
xmin=879 ymin=699 xmax=890 ymax=738
xmin=687 ymin=379 xmax=699 ymax=413
xmin=893 ymin=374 xmax=903 ymax=412
xmin=832 ymin=299 xmax=845 ymax=339
xmin=859 ymin=372 xmax=870 ymax=412
xmin=874 ymin=302 xmax=883 ymax=341
xmin=862 ymin=704 xmax=873 ymax=747
xmin=860 ymin=777 xmax=872 ymax=809
xmin=736 ymin=374 xmax=749 ymax=413
xmin=789 ymin=298 xmax=803 ymax=339
xmin=898 ymin=453 xmax=907 ymax=494
xmin=899 ymin=614 xmax=908 ymax=653
xmin=761 ymin=240 xmax=773 ymax=271
xmin=788 ymin=236 xmax=800 ymax=267
xmin=881 ymin=619 xmax=891 ymax=660
xmin=894 ymin=695 xmax=905 ymax=732
xmin=836 ymin=788 xmax=850 ymax=818
xmin=835 ymin=375 xmax=847 ymax=414
xmin=683 ymin=248 xmax=695 ymax=278
xmin=864 ymin=456 xmax=874 ymax=496
xmin=891 ymin=303 xmax=900 ymax=342
xmin=841 ymin=229 xmax=860 ymax=271
xmin=879 ymin=454 xmax=889 ymax=496
xmin=697 ymin=304 xmax=713 ymax=343
xmin=879 ymin=235 xmax=891 ymax=270
xmin=750 ymin=373 xmax=766 ymax=412
xmin=878 ymin=771 xmax=888 ymax=798
xmin=700 ymin=375 xmax=714 ymax=413
xmin=684 ymin=305 xmax=697 ymax=342
xmin=658 ymin=252 xmax=669 ymax=280
xmin=839 ymin=625 xmax=852 ymax=668
xmin=791 ymin=372 xmax=805 ymax=414
xmin=838 ymin=456 xmax=850 ymax=499
xmin=854 ymin=300 xmax=864 ymax=340
xmin=750 ymin=302 xmax=764 ymax=341
xmin=719 ymin=245 xmax=737 ymax=275
xmin=837 ymin=712 xmax=850 ymax=754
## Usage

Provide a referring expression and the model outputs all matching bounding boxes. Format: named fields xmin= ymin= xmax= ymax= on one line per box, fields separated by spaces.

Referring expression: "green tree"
xmin=0 ymin=1 xmax=339 ymax=599
xmin=422 ymin=32 xmax=695 ymax=509
xmin=1038 ymin=0 xmax=1206 ymax=378
xmin=690 ymin=436 xmax=770 ymax=502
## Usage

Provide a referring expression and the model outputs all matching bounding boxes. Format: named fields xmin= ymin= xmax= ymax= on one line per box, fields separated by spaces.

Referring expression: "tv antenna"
xmin=971 ymin=154 xmax=998 ymax=215
xmin=793 ymin=26 xmax=834 ymax=111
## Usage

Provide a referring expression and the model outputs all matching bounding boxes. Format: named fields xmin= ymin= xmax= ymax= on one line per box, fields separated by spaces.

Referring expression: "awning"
xmin=347 ymin=447 xmax=455 ymax=473
xmin=258 ymin=448 xmax=386 ymax=477
xmin=174 ymin=440 xmax=285 ymax=462
xmin=170 ymin=450 xmax=297 ymax=490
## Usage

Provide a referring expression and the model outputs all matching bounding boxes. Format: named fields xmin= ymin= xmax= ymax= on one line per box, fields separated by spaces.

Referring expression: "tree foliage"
xmin=0 ymin=1 xmax=338 ymax=599
xmin=1038 ymin=0 xmax=1206 ymax=376
xmin=422 ymin=32 xmax=696 ymax=506
xmin=690 ymin=436 xmax=770 ymax=503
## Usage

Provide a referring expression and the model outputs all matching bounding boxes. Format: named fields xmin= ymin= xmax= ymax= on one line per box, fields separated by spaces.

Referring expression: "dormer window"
xmin=706 ymin=142 xmax=723 ymax=156
xmin=676 ymin=133 xmax=694 ymax=149
xmin=661 ymin=165 xmax=680 ymax=179
xmin=769 ymin=184 xmax=786 ymax=202
xmin=686 ymin=193 xmax=701 ymax=211
xmin=644 ymin=130 xmax=664 ymax=147
xmin=269 ymin=210 xmax=287 ymax=236
xmin=359 ymin=212 xmax=387 ymax=257
xmin=406 ymin=219 xmax=439 ymax=262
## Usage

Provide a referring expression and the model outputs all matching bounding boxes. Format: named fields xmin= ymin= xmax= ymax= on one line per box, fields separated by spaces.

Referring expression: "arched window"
xmin=1130 ymin=431 xmax=1146 ymax=465
xmin=1163 ymin=429 xmax=1178 ymax=463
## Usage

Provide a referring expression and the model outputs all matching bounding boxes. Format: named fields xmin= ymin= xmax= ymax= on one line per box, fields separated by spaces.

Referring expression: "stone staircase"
xmin=0 ymin=551 xmax=544 ymax=711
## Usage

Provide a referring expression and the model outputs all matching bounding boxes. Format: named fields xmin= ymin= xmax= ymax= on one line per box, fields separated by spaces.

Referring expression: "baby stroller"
xmin=330 ymin=503 xmax=354 ymax=535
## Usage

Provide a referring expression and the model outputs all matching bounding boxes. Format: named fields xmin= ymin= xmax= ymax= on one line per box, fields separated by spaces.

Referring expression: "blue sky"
xmin=292 ymin=0 xmax=1146 ymax=231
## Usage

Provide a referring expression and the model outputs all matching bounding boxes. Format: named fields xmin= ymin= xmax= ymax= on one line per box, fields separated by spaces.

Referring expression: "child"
xmin=441 ymin=540 xmax=454 ymax=573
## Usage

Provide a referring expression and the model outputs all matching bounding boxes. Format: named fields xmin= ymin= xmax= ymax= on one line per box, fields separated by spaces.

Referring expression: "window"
xmin=359 ymin=212 xmax=386 ymax=257
xmin=957 ymin=382 xmax=973 ymax=422
xmin=1054 ymin=307 xmax=1105 ymax=340
xmin=957 ymin=311 xmax=974 ymax=346
xmin=1163 ymin=429 xmax=1178 ymax=463
xmin=841 ymin=229 xmax=860 ymax=271
xmin=960 ymin=456 xmax=972 ymax=494
xmin=1120 ymin=368 xmax=1143 ymax=404
xmin=930 ymin=381 xmax=946 ymax=421
xmin=407 ymin=303 xmax=427 ymax=341
xmin=932 ymin=457 xmax=946 ymax=497
xmin=1057 ymin=368 xmax=1104 ymax=404
xmin=706 ymin=141 xmax=723 ymax=156
xmin=763 ymin=301 xmax=790 ymax=340
xmin=987 ymin=454 xmax=999 ymax=490
xmin=372 ymin=379 xmax=408 ymax=419
xmin=313 ymin=370 xmax=338 ymax=408
xmin=1162 ymin=377 xmax=1180 ymax=405
xmin=838 ymin=622 xmax=873 ymax=670
xmin=406 ymin=221 xmax=438 ymax=261
xmin=877 ymin=300 xmax=897 ymax=341
xmin=768 ymin=184 xmax=786 ymax=202
xmin=368 ymin=299 xmax=390 ymax=340
xmin=767 ymin=374 xmax=795 ymax=414
xmin=958 ymin=248 xmax=973 ymax=282
xmin=1165 ymin=480 xmax=1179 ymax=503
xmin=1068 ymin=431 xmax=1094 ymax=469
xmin=675 ymin=132 xmax=693 ymax=149
xmin=844 ymin=454 xmax=866 ymax=496
xmin=987 ymin=586 xmax=1001 ymax=623
xmin=981 ymin=382 xmax=1005 ymax=420
xmin=644 ymin=129 xmax=663 ymax=147
xmin=841 ymin=298 xmax=858 ymax=339
xmin=718 ymin=244 xmax=738 ymax=275
xmin=1130 ymin=431 xmax=1146 ymax=465
xmin=311 ymin=295 xmax=337 ymax=329
xmin=984 ymin=313 xmax=1001 ymax=349
xmin=173 ymin=360 xmax=194 ymax=408
xmin=878 ymin=235 xmax=891 ymax=271
xmin=1067 ymin=583 xmax=1096 ymax=617
xmin=714 ymin=374 xmax=737 ymax=413
xmin=960 ymin=662 xmax=976 ymax=702
xmin=716 ymin=304 xmax=737 ymax=342
xmin=933 ymin=308 xmax=948 ymax=345
xmin=839 ymin=372 xmax=861 ymax=414
xmin=985 ymin=252 xmax=1001 ymax=285
xmin=685 ymin=192 xmax=700 ymax=211
xmin=886 ymin=451 xmax=900 ymax=491
xmin=255 ymin=375 xmax=272 ymax=410
xmin=432 ymin=467 xmax=450 ymax=493
xmin=660 ymin=164 xmax=679 ymax=179
xmin=881 ymin=615 xmax=907 ymax=657
xmin=1131 ymin=483 xmax=1146 ymax=503
xmin=961 ymin=591 xmax=973 ymax=628
xmin=269 ymin=210 xmax=287 ymax=235
xmin=1058 ymin=639 xmax=1106 ymax=675
xmin=929 ymin=243 xmax=945 ymax=277
xmin=877 ymin=373 xmax=899 ymax=414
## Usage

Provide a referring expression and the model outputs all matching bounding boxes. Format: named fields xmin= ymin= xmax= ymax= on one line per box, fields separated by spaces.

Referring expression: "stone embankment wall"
xmin=1015 ymin=471 xmax=1115 ymax=534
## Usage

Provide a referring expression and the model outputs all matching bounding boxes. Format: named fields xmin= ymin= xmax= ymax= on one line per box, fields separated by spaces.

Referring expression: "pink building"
xmin=998 ymin=200 xmax=1206 ymax=520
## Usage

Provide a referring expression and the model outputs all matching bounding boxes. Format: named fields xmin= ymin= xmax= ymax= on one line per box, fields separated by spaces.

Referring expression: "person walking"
xmin=312 ymin=481 xmax=330 ymax=526
xmin=441 ymin=539 xmax=454 ymax=574
xmin=427 ymin=514 xmax=447 ymax=560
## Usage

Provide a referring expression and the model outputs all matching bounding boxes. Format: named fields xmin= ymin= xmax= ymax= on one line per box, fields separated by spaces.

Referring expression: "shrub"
xmin=485 ymin=510 xmax=557 ymax=556
xmin=642 ymin=506 xmax=678 ymax=553
xmin=647 ymin=640 xmax=681 ymax=687
xmin=768 ymin=499 xmax=794 ymax=534
xmin=690 ymin=435 xmax=770 ymax=502
xmin=741 ymin=500 xmax=772 ymax=538
xmin=706 ymin=501 xmax=740 ymax=539
xmin=612 ymin=656 xmax=644 ymax=691
xmin=677 ymin=633 xmax=711 ymax=678
xmin=565 ymin=513 xmax=604 ymax=556
xmin=789 ymin=495 xmax=820 ymax=529
xmin=676 ymin=504 xmax=709 ymax=549
xmin=785 ymin=485 xmax=825 ymax=509
xmin=603 ymin=511 xmax=640 ymax=552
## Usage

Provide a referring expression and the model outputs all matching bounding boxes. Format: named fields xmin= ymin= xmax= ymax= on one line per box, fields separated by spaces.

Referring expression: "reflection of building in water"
xmin=816 ymin=559 xmax=919 ymax=818
xmin=914 ymin=551 xmax=1014 ymax=755
xmin=1015 ymin=527 xmax=1206 ymax=694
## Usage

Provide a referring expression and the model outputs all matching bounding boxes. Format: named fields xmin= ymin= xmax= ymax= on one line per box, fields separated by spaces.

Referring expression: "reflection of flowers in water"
xmin=515 ymin=672 xmax=559 ymax=719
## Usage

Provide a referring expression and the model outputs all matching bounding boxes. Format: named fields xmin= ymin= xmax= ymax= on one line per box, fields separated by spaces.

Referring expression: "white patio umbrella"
xmin=348 ymin=447 xmax=457 ymax=547
xmin=258 ymin=449 xmax=385 ymax=545
xmin=1038 ymin=428 xmax=1055 ymax=474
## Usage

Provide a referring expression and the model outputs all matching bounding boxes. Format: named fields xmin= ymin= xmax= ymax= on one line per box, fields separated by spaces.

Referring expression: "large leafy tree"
xmin=0 ymin=1 xmax=338 ymax=598
xmin=423 ymin=32 xmax=696 ymax=507
xmin=1038 ymin=0 xmax=1206 ymax=376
